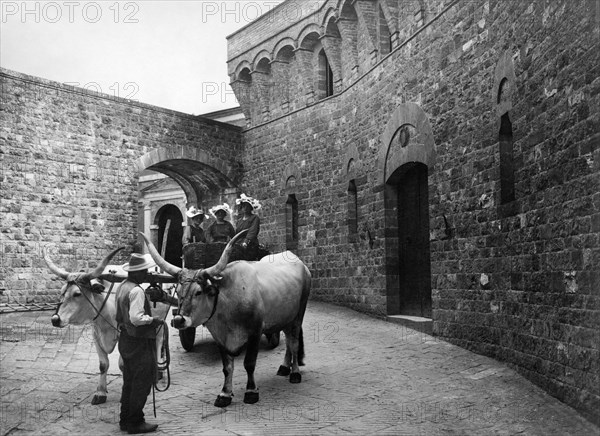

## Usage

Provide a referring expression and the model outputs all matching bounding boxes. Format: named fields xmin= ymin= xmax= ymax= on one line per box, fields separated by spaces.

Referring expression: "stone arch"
xmin=255 ymin=57 xmax=271 ymax=74
xmin=313 ymin=41 xmax=334 ymax=99
xmin=298 ymin=24 xmax=323 ymax=49
xmin=252 ymin=50 xmax=272 ymax=71
xmin=275 ymin=45 xmax=295 ymax=62
xmin=494 ymin=50 xmax=517 ymax=119
xmin=282 ymin=162 xmax=301 ymax=194
xmin=136 ymin=145 xmax=239 ymax=207
xmin=378 ymin=102 xmax=436 ymax=185
xmin=320 ymin=16 xmax=343 ymax=92
xmin=273 ymin=38 xmax=297 ymax=59
xmin=233 ymin=61 xmax=253 ymax=81
xmin=321 ymin=6 xmax=339 ymax=28
xmin=338 ymin=0 xmax=360 ymax=80
xmin=344 ymin=143 xmax=361 ymax=180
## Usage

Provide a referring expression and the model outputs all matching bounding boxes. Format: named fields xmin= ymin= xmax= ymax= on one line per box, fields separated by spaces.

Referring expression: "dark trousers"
xmin=118 ymin=330 xmax=154 ymax=426
xmin=230 ymin=241 xmax=259 ymax=262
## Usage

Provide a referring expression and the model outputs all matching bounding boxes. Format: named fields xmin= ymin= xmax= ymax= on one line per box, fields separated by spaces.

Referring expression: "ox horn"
xmin=82 ymin=247 xmax=125 ymax=280
xmin=204 ymin=230 xmax=248 ymax=277
xmin=43 ymin=246 xmax=70 ymax=279
xmin=140 ymin=232 xmax=182 ymax=276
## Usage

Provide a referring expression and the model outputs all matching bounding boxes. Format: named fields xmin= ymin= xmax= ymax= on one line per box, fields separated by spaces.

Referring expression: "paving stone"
xmin=1 ymin=302 xmax=598 ymax=435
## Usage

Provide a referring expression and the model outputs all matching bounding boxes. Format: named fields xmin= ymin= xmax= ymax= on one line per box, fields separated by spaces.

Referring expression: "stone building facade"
xmin=0 ymin=0 xmax=598 ymax=425
xmin=225 ymin=0 xmax=599 ymax=424
xmin=0 ymin=69 xmax=243 ymax=300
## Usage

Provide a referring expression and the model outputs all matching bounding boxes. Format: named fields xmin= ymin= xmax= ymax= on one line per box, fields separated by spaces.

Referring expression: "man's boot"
xmin=127 ymin=422 xmax=158 ymax=434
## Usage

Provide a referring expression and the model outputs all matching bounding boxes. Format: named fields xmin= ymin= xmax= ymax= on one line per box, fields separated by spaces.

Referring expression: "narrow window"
xmin=286 ymin=194 xmax=298 ymax=250
xmin=499 ymin=112 xmax=515 ymax=203
xmin=318 ymin=49 xmax=334 ymax=98
xmin=348 ymin=180 xmax=358 ymax=242
xmin=379 ymin=6 xmax=391 ymax=55
xmin=326 ymin=62 xmax=334 ymax=97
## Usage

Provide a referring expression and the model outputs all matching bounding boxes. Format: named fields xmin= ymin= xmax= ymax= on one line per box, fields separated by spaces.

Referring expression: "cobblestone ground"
xmin=1 ymin=301 xmax=598 ymax=435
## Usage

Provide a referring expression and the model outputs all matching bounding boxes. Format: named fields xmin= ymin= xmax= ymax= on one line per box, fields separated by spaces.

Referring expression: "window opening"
xmin=348 ymin=180 xmax=358 ymax=242
xmin=318 ymin=49 xmax=334 ymax=98
xmin=286 ymin=194 xmax=298 ymax=249
xmin=499 ymin=112 xmax=515 ymax=204
xmin=379 ymin=5 xmax=391 ymax=55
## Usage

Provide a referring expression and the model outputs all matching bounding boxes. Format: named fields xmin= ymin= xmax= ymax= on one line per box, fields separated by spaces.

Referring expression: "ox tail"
xmin=298 ymin=327 xmax=305 ymax=366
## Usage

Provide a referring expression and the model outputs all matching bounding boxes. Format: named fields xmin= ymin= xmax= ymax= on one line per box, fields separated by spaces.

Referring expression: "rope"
xmin=79 ymin=284 xmax=119 ymax=331
xmin=92 ymin=281 xmax=115 ymax=321
xmin=154 ymin=321 xmax=171 ymax=392
xmin=152 ymin=283 xmax=177 ymax=394
xmin=149 ymin=283 xmax=178 ymax=417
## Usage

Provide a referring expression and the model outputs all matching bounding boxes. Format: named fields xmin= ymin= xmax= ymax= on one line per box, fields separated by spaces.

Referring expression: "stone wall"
xmin=0 ymin=69 xmax=243 ymax=303
xmin=228 ymin=0 xmax=599 ymax=424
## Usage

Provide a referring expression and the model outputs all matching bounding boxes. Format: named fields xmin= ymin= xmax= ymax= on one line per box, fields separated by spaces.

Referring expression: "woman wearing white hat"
xmin=206 ymin=203 xmax=235 ymax=243
xmin=234 ymin=194 xmax=261 ymax=260
xmin=182 ymin=206 xmax=206 ymax=246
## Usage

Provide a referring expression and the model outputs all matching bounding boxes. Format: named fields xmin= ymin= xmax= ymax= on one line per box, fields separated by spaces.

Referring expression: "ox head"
xmin=140 ymin=230 xmax=248 ymax=329
xmin=44 ymin=247 xmax=124 ymax=327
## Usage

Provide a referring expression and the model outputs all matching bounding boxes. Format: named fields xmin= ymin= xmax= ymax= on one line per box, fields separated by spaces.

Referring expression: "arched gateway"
xmin=136 ymin=145 xmax=241 ymax=251
xmin=378 ymin=103 xmax=436 ymax=318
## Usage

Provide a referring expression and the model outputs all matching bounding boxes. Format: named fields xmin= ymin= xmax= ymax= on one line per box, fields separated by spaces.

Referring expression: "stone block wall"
xmin=0 ymin=69 xmax=242 ymax=303
xmin=228 ymin=0 xmax=599 ymax=424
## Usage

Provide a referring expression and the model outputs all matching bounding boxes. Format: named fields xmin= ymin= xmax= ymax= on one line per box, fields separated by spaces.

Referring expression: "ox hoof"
xmin=214 ymin=395 xmax=232 ymax=408
xmin=277 ymin=365 xmax=291 ymax=376
xmin=243 ymin=391 xmax=259 ymax=404
xmin=289 ymin=373 xmax=302 ymax=384
xmin=91 ymin=395 xmax=107 ymax=405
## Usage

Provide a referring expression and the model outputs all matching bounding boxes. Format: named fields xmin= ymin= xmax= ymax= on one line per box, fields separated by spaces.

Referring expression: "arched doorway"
xmin=156 ymin=205 xmax=183 ymax=268
xmin=386 ymin=163 xmax=432 ymax=317
xmin=135 ymin=146 xmax=242 ymax=253
xmin=378 ymin=103 xmax=436 ymax=320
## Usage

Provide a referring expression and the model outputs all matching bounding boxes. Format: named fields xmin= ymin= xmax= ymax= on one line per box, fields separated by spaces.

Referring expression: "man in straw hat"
xmin=115 ymin=253 xmax=164 ymax=434
xmin=206 ymin=203 xmax=235 ymax=243
xmin=182 ymin=206 xmax=206 ymax=246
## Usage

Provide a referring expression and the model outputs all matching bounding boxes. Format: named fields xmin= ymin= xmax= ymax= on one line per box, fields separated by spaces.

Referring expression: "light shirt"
xmin=129 ymin=287 xmax=153 ymax=326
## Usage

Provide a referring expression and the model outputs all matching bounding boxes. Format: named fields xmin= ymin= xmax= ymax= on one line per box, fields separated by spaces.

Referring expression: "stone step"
xmin=386 ymin=314 xmax=432 ymax=336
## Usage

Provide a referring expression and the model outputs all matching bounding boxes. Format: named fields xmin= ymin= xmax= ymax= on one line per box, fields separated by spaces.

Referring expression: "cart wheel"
xmin=265 ymin=331 xmax=280 ymax=349
xmin=179 ymin=327 xmax=196 ymax=351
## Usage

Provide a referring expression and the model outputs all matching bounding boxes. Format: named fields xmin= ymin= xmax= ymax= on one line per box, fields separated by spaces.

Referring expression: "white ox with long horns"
xmin=44 ymin=247 xmax=172 ymax=405
xmin=141 ymin=230 xmax=311 ymax=407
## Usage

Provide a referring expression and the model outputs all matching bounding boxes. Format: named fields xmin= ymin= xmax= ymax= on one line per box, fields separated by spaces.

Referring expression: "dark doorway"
xmin=386 ymin=162 xmax=432 ymax=317
xmin=156 ymin=205 xmax=183 ymax=268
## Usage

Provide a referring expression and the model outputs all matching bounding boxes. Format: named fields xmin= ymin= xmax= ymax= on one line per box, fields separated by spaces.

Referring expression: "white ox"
xmin=142 ymin=230 xmax=311 ymax=408
xmin=44 ymin=247 xmax=172 ymax=405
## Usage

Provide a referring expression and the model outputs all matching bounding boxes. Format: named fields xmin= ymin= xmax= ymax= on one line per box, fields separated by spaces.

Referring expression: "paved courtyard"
xmin=1 ymin=301 xmax=597 ymax=435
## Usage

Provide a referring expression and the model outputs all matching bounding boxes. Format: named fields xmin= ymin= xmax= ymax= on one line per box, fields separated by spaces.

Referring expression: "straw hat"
xmin=186 ymin=206 xmax=204 ymax=218
xmin=122 ymin=253 xmax=156 ymax=272
xmin=235 ymin=194 xmax=261 ymax=211
xmin=209 ymin=203 xmax=233 ymax=219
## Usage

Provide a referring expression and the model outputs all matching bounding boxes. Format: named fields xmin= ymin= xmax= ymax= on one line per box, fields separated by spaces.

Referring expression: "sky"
xmin=0 ymin=0 xmax=286 ymax=115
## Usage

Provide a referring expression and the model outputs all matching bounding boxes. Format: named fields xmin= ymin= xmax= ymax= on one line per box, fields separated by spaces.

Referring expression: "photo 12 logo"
xmin=200 ymin=1 xmax=323 ymax=25
xmin=63 ymin=81 xmax=140 ymax=101
xmin=1 ymin=1 xmax=140 ymax=24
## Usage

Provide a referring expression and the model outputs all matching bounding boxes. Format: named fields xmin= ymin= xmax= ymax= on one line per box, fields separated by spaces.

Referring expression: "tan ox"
xmin=44 ymin=247 xmax=172 ymax=405
xmin=142 ymin=230 xmax=311 ymax=408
